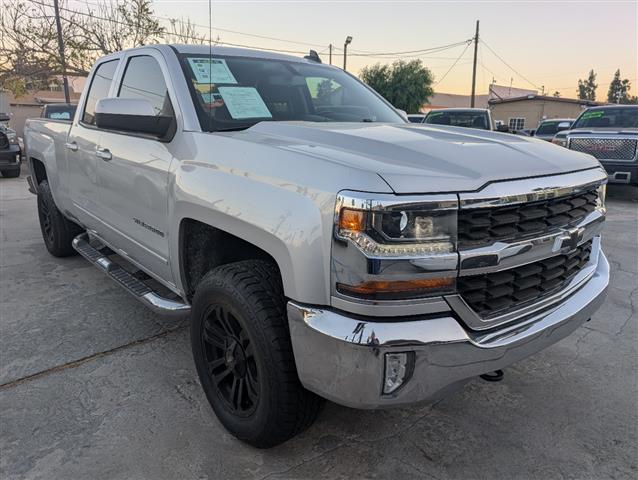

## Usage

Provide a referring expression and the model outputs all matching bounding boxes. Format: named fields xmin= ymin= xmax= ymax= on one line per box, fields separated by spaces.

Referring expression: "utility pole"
xmin=343 ymin=36 xmax=352 ymax=71
xmin=53 ymin=0 xmax=70 ymax=103
xmin=470 ymin=20 xmax=479 ymax=108
xmin=329 ymin=44 xmax=333 ymax=65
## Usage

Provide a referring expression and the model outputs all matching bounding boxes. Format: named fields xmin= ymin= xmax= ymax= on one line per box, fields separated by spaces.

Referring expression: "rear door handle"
xmin=65 ymin=141 xmax=78 ymax=152
xmin=95 ymin=147 xmax=112 ymax=161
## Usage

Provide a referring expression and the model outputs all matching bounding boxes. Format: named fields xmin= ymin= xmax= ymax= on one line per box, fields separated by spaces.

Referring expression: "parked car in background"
xmin=0 ymin=114 xmax=21 ymax=177
xmin=0 ymin=125 xmax=22 ymax=177
xmin=407 ymin=113 xmax=426 ymax=124
xmin=535 ymin=118 xmax=574 ymax=141
xmin=513 ymin=128 xmax=536 ymax=137
xmin=25 ymin=44 xmax=609 ymax=448
xmin=424 ymin=108 xmax=494 ymax=130
xmin=41 ymin=103 xmax=77 ymax=121
xmin=554 ymin=105 xmax=638 ymax=184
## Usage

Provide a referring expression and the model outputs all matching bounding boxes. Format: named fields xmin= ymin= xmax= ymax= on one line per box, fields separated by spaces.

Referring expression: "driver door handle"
xmin=65 ymin=141 xmax=78 ymax=152
xmin=95 ymin=147 xmax=112 ymax=161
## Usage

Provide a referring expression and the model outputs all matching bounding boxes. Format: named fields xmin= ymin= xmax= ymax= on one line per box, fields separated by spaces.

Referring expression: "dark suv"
xmin=0 ymin=118 xmax=21 ymax=178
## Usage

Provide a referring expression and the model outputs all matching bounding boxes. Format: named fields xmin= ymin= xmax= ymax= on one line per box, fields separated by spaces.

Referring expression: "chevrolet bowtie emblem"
xmin=553 ymin=226 xmax=584 ymax=253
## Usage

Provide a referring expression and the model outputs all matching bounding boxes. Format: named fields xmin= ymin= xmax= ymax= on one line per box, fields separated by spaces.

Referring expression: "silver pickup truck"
xmin=24 ymin=44 xmax=609 ymax=448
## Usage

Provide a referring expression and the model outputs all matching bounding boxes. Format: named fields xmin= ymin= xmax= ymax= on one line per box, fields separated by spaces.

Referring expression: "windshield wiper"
xmin=213 ymin=125 xmax=255 ymax=133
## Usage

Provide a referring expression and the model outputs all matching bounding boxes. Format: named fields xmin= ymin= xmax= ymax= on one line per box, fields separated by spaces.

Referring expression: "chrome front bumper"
xmin=287 ymin=251 xmax=609 ymax=409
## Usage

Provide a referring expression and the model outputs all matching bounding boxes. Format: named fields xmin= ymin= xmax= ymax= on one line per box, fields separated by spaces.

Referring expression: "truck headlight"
xmin=6 ymin=132 xmax=18 ymax=145
xmin=336 ymin=203 xmax=456 ymax=257
xmin=597 ymin=183 xmax=606 ymax=209
xmin=332 ymin=192 xmax=458 ymax=302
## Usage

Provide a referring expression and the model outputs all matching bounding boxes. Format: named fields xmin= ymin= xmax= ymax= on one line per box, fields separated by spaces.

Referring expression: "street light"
xmin=343 ymin=35 xmax=353 ymax=71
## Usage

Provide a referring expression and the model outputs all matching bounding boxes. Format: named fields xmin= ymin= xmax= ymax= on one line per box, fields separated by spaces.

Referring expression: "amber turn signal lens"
xmin=337 ymin=277 xmax=455 ymax=300
xmin=339 ymin=208 xmax=366 ymax=232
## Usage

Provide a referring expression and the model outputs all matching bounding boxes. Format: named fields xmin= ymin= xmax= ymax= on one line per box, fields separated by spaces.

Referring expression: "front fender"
xmin=169 ymin=162 xmax=337 ymax=305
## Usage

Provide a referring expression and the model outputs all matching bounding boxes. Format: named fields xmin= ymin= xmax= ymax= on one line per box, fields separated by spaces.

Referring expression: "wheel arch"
xmin=171 ymin=198 xmax=331 ymax=306
xmin=29 ymin=157 xmax=48 ymax=185
xmin=178 ymin=217 xmax=284 ymax=300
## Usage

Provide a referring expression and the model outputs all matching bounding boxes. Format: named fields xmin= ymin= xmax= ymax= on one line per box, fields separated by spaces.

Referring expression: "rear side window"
xmin=82 ymin=60 xmax=119 ymax=125
xmin=118 ymin=55 xmax=173 ymax=116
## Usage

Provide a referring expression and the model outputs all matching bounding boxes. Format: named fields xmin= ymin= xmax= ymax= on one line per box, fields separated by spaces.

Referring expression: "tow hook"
xmin=480 ymin=369 xmax=504 ymax=382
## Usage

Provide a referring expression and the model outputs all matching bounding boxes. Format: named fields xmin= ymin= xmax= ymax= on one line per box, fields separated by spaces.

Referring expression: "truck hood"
xmin=238 ymin=122 xmax=600 ymax=193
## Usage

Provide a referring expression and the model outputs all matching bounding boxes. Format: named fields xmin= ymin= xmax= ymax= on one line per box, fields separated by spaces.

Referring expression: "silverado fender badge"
xmin=133 ymin=218 xmax=165 ymax=238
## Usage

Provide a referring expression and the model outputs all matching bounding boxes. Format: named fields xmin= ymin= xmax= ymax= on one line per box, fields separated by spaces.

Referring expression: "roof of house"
xmin=424 ymin=92 xmax=489 ymax=110
xmin=489 ymin=94 xmax=605 ymax=106
xmin=7 ymin=90 xmax=82 ymax=107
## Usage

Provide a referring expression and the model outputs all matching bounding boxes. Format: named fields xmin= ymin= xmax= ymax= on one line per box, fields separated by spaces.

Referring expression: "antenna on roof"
xmin=304 ymin=50 xmax=322 ymax=63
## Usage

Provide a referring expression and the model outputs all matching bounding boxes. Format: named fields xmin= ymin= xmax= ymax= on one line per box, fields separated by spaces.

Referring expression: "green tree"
xmin=316 ymin=79 xmax=336 ymax=103
xmin=577 ymin=69 xmax=597 ymax=101
xmin=607 ymin=69 xmax=636 ymax=104
xmin=360 ymin=60 xmax=433 ymax=113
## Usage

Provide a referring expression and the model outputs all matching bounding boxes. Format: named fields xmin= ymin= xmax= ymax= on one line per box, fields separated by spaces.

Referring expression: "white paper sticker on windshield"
xmin=218 ymin=87 xmax=272 ymax=119
xmin=187 ymin=58 xmax=237 ymax=84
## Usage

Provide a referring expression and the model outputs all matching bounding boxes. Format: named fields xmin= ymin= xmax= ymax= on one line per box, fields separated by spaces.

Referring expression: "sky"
xmin=72 ymin=0 xmax=638 ymax=97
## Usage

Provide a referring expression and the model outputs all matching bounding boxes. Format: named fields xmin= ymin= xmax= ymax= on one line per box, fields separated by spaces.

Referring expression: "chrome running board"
xmin=72 ymin=233 xmax=190 ymax=316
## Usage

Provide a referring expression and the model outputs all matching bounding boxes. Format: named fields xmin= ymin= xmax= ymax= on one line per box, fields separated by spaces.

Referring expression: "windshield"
xmin=178 ymin=54 xmax=404 ymax=132
xmin=424 ymin=110 xmax=490 ymax=130
xmin=536 ymin=120 xmax=570 ymax=135
xmin=572 ymin=107 xmax=638 ymax=129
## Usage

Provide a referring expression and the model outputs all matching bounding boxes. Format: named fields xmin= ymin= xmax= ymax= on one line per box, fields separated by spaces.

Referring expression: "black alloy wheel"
xmin=202 ymin=304 xmax=259 ymax=416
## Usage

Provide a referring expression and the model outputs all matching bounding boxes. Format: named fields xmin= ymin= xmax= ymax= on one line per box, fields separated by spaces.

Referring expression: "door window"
xmin=118 ymin=55 xmax=173 ymax=116
xmin=82 ymin=60 xmax=119 ymax=125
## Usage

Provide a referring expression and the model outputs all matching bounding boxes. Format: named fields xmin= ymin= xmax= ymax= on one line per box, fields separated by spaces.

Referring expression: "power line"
xmin=28 ymin=0 xmax=476 ymax=62
xmin=67 ymin=0 xmax=328 ymax=48
xmin=480 ymin=38 xmax=543 ymax=91
xmin=433 ymin=40 xmax=472 ymax=87
xmin=347 ymin=40 xmax=473 ymax=57
xmin=28 ymin=0 xmax=315 ymax=54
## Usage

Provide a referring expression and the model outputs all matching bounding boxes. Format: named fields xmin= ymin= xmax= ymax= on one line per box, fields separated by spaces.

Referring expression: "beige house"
xmin=0 ymin=75 xmax=85 ymax=137
xmin=422 ymin=84 xmax=537 ymax=112
xmin=489 ymin=95 xmax=604 ymax=131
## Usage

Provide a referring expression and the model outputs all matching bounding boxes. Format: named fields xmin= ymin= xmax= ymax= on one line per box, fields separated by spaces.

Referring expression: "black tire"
xmin=191 ymin=260 xmax=323 ymax=448
xmin=1 ymin=167 xmax=20 ymax=178
xmin=37 ymin=179 xmax=83 ymax=257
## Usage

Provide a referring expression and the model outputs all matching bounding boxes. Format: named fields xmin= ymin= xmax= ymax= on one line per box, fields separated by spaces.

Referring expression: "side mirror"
xmin=396 ymin=109 xmax=409 ymax=122
xmin=496 ymin=124 xmax=510 ymax=133
xmin=95 ymin=98 xmax=172 ymax=137
xmin=557 ymin=122 xmax=571 ymax=132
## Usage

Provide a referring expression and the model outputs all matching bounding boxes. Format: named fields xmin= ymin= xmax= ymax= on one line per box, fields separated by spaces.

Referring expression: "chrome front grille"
xmin=458 ymin=240 xmax=593 ymax=319
xmin=457 ymin=189 xmax=598 ymax=249
xmin=569 ymin=137 xmax=637 ymax=161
